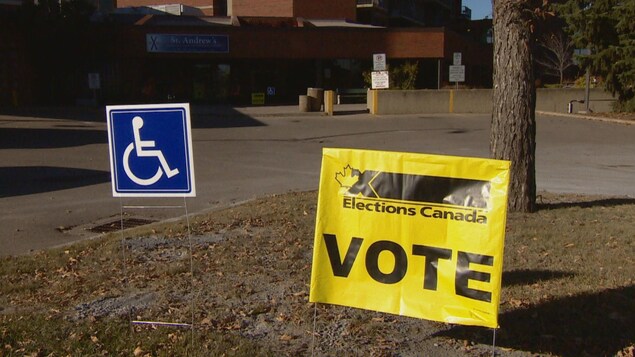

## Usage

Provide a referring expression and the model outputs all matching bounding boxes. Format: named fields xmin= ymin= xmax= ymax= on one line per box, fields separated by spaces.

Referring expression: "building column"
xmin=437 ymin=59 xmax=442 ymax=89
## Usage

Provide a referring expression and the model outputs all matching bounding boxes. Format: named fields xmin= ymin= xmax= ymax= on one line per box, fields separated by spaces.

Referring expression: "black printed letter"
xmin=365 ymin=240 xmax=407 ymax=284
xmin=412 ymin=245 xmax=452 ymax=290
xmin=455 ymin=251 xmax=493 ymax=302
xmin=323 ymin=234 xmax=363 ymax=277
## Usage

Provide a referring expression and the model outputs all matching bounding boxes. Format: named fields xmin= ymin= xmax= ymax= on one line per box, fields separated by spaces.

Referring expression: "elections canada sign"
xmin=309 ymin=148 xmax=510 ymax=328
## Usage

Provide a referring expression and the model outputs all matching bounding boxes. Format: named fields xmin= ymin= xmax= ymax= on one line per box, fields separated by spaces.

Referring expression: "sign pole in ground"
xmin=308 ymin=148 xmax=510 ymax=353
xmin=106 ymin=103 xmax=198 ymax=347
xmin=452 ymin=53 xmax=463 ymax=90
xmin=574 ymin=48 xmax=592 ymax=113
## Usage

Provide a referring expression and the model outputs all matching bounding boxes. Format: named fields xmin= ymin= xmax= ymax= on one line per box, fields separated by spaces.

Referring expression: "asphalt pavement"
xmin=1 ymin=104 xmax=634 ymax=256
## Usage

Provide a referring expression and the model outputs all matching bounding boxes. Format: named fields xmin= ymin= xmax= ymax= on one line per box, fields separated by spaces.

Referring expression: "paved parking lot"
xmin=1 ymin=105 xmax=634 ymax=256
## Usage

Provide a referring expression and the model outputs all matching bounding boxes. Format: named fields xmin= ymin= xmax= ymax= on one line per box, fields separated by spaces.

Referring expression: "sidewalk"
xmin=0 ymin=103 xmax=370 ymax=122
xmin=192 ymin=103 xmax=368 ymax=118
xmin=3 ymin=101 xmax=633 ymax=124
xmin=536 ymin=110 xmax=635 ymax=125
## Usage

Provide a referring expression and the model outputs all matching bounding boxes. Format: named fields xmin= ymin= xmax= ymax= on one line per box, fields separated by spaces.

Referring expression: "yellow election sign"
xmin=309 ymin=148 xmax=510 ymax=328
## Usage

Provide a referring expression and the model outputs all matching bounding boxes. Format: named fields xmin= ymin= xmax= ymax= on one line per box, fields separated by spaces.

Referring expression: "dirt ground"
xmin=105 ymin=192 xmax=489 ymax=356
xmin=1 ymin=191 xmax=634 ymax=356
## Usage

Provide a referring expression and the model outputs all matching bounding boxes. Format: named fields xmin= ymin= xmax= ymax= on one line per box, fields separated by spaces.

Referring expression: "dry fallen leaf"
xmin=617 ymin=345 xmax=635 ymax=357
xmin=133 ymin=346 xmax=144 ymax=356
xmin=280 ymin=334 xmax=295 ymax=341
xmin=168 ymin=333 xmax=178 ymax=343
xmin=507 ymin=298 xmax=527 ymax=308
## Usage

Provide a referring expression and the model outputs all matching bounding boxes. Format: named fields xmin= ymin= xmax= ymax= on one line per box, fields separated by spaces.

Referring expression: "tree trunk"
xmin=491 ymin=0 xmax=537 ymax=212
xmin=560 ymin=70 xmax=564 ymax=86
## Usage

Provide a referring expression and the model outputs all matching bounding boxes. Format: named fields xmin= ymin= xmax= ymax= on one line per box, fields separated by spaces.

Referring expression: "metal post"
xmin=437 ymin=59 xmax=442 ymax=89
xmin=584 ymin=68 xmax=591 ymax=113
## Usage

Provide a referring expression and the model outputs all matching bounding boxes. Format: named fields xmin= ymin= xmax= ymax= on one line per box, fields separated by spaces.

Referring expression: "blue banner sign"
xmin=147 ymin=34 xmax=229 ymax=53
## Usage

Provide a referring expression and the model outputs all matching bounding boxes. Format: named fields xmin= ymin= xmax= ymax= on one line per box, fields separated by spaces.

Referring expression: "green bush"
xmin=613 ymin=97 xmax=635 ymax=112
xmin=362 ymin=61 xmax=419 ymax=90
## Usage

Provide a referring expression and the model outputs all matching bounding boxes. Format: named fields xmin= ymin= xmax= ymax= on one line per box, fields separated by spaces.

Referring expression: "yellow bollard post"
xmin=370 ymin=89 xmax=378 ymax=115
xmin=324 ymin=90 xmax=334 ymax=116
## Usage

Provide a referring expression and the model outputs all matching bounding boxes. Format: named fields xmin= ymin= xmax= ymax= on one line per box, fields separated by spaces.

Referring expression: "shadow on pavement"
xmin=0 ymin=128 xmax=107 ymax=149
xmin=0 ymin=166 xmax=110 ymax=198
xmin=0 ymin=105 xmax=267 ymax=129
xmin=334 ymin=109 xmax=369 ymax=116
xmin=0 ymin=106 xmax=105 ymax=122
xmin=190 ymin=105 xmax=266 ymax=128
xmin=0 ymin=105 xmax=267 ymax=150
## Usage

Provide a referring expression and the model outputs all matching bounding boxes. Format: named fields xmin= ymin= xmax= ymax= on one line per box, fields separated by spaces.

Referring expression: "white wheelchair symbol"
xmin=123 ymin=116 xmax=179 ymax=186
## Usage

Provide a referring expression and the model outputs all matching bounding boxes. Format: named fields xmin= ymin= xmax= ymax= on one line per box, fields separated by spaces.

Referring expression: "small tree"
xmin=535 ymin=30 xmax=576 ymax=85
xmin=556 ymin=0 xmax=635 ymax=107
xmin=390 ymin=61 xmax=419 ymax=90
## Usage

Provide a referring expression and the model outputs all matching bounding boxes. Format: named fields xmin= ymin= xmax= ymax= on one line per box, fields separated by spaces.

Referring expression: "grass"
xmin=1 ymin=191 xmax=634 ymax=356
xmin=443 ymin=193 xmax=635 ymax=356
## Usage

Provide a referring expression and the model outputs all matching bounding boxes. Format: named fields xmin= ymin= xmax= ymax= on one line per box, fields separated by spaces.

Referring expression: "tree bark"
xmin=491 ymin=0 xmax=537 ymax=212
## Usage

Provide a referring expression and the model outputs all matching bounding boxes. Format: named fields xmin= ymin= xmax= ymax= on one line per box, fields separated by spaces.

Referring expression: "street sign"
xmin=453 ymin=52 xmax=462 ymax=65
xmin=371 ymin=70 xmax=390 ymax=89
xmin=573 ymin=48 xmax=591 ymax=65
xmin=146 ymin=34 xmax=229 ymax=53
xmin=373 ymin=53 xmax=387 ymax=71
xmin=106 ymin=103 xmax=196 ymax=197
xmin=574 ymin=48 xmax=591 ymax=56
xmin=251 ymin=92 xmax=265 ymax=105
xmin=449 ymin=65 xmax=465 ymax=82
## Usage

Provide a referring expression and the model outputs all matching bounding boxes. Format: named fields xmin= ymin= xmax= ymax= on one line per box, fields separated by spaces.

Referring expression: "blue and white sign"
xmin=107 ymin=103 xmax=196 ymax=197
xmin=147 ymin=34 xmax=229 ymax=53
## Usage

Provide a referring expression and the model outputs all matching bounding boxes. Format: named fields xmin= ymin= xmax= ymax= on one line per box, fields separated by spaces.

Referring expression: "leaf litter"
xmin=1 ymin=191 xmax=634 ymax=356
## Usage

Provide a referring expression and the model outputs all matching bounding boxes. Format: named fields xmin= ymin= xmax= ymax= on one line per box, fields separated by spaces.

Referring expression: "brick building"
xmin=1 ymin=0 xmax=493 ymax=105
xmin=0 ymin=0 xmax=30 ymax=106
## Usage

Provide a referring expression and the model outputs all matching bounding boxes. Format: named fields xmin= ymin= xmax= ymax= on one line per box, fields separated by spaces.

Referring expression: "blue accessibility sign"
xmin=106 ymin=103 xmax=196 ymax=197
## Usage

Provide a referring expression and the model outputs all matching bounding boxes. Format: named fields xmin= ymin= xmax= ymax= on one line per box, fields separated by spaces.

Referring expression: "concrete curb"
xmin=537 ymin=111 xmax=635 ymax=125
